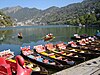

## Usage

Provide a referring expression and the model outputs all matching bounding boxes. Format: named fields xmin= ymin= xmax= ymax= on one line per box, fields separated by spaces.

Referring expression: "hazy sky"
xmin=0 ymin=0 xmax=83 ymax=10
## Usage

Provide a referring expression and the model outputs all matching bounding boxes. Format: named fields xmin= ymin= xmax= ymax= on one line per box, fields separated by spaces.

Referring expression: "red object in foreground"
xmin=16 ymin=55 xmax=32 ymax=75
xmin=0 ymin=55 xmax=32 ymax=75
xmin=0 ymin=57 xmax=12 ymax=75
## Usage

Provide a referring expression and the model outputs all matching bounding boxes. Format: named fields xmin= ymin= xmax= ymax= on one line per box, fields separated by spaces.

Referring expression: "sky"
xmin=0 ymin=0 xmax=83 ymax=10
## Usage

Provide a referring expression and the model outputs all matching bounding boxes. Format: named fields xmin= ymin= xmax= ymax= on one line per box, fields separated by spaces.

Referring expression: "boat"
xmin=21 ymin=46 xmax=64 ymax=70
xmin=55 ymin=42 xmax=100 ymax=58
xmin=67 ymin=41 xmax=80 ymax=49
xmin=18 ymin=32 xmax=23 ymax=39
xmin=68 ymin=37 xmax=98 ymax=48
xmin=80 ymin=34 xmax=89 ymax=38
xmin=0 ymin=35 xmax=5 ymax=41
xmin=90 ymin=40 xmax=100 ymax=46
xmin=71 ymin=33 xmax=89 ymax=40
xmin=56 ymin=42 xmax=67 ymax=50
xmin=0 ymin=49 xmax=48 ymax=75
xmin=0 ymin=55 xmax=32 ymax=75
xmin=95 ymin=30 xmax=100 ymax=39
xmin=6 ymin=57 xmax=48 ymax=75
xmin=43 ymin=33 xmax=55 ymax=41
xmin=34 ymin=45 xmax=75 ymax=66
xmin=71 ymin=36 xmax=81 ymax=40
xmin=80 ymin=45 xmax=100 ymax=53
xmin=77 ymin=36 xmax=98 ymax=46
xmin=65 ymin=48 xmax=100 ymax=58
xmin=0 ymin=49 xmax=14 ymax=59
xmin=67 ymin=40 xmax=100 ymax=53
xmin=45 ymin=43 xmax=85 ymax=61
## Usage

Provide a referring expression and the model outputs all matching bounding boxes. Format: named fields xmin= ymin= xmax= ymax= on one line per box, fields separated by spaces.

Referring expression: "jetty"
xmin=52 ymin=56 xmax=100 ymax=75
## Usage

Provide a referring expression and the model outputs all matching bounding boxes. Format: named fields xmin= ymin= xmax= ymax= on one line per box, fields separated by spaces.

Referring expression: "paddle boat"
xmin=0 ymin=55 xmax=32 ymax=75
xmin=0 ymin=48 xmax=48 ymax=75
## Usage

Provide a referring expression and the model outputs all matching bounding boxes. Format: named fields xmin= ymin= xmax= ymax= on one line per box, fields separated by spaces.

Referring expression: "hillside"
xmin=0 ymin=0 xmax=100 ymax=26
xmin=0 ymin=11 xmax=13 ymax=27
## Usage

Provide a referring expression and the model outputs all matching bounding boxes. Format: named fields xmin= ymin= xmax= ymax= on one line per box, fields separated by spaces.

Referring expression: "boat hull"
xmin=21 ymin=52 xmax=64 ymax=70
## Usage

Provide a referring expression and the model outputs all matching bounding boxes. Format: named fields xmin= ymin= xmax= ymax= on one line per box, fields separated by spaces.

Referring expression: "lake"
xmin=0 ymin=25 xmax=99 ymax=55
xmin=0 ymin=25 xmax=99 ymax=74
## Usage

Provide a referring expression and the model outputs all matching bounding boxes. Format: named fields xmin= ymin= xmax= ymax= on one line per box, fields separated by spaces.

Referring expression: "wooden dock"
xmin=52 ymin=56 xmax=100 ymax=75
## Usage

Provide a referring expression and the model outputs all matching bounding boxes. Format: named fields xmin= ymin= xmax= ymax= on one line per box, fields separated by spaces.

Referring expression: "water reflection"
xmin=0 ymin=25 xmax=98 ymax=55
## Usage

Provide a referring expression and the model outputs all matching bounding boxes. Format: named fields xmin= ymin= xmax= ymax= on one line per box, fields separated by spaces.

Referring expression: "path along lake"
xmin=0 ymin=25 xmax=99 ymax=74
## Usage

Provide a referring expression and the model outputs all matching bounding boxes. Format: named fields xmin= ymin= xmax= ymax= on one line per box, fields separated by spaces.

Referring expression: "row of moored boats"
xmin=0 ymin=34 xmax=100 ymax=75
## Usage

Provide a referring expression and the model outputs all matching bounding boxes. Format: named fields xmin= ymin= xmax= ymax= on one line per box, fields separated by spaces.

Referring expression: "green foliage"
xmin=0 ymin=11 xmax=13 ymax=27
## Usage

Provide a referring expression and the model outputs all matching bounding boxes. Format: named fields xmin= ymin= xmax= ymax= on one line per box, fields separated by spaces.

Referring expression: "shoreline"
xmin=0 ymin=25 xmax=99 ymax=30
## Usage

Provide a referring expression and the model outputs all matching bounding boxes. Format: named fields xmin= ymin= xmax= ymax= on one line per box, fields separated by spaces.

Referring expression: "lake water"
xmin=0 ymin=25 xmax=99 ymax=74
xmin=0 ymin=25 xmax=99 ymax=56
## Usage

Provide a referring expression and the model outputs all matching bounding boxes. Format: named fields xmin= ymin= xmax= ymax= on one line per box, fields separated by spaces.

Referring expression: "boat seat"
xmin=0 ymin=57 xmax=12 ymax=75
xmin=15 ymin=55 xmax=32 ymax=75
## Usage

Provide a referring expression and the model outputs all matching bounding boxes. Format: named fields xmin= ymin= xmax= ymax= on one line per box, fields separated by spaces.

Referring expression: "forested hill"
xmin=0 ymin=0 xmax=100 ymax=26
xmin=0 ymin=11 xmax=13 ymax=27
xmin=39 ymin=0 xmax=100 ymax=26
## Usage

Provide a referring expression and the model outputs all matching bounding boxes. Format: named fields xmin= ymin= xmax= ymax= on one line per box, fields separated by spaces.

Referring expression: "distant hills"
xmin=0 ymin=0 xmax=100 ymax=26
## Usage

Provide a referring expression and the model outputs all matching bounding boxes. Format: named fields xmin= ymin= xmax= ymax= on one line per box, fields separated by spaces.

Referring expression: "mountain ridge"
xmin=0 ymin=0 xmax=100 ymax=26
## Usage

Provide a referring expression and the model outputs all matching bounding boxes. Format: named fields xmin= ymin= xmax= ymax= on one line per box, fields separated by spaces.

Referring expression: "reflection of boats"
xmin=21 ymin=46 xmax=64 ymax=70
xmin=43 ymin=33 xmax=55 ymax=41
xmin=0 ymin=55 xmax=32 ymax=75
xmin=0 ymin=49 xmax=14 ymax=59
xmin=34 ymin=45 xmax=75 ymax=65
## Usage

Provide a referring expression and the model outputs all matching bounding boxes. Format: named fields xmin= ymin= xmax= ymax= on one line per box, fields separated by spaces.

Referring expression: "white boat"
xmin=0 ymin=49 xmax=14 ymax=59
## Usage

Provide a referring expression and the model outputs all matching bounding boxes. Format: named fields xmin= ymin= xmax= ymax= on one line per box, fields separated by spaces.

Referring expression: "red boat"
xmin=0 ymin=55 xmax=32 ymax=75
xmin=43 ymin=33 xmax=55 ymax=41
